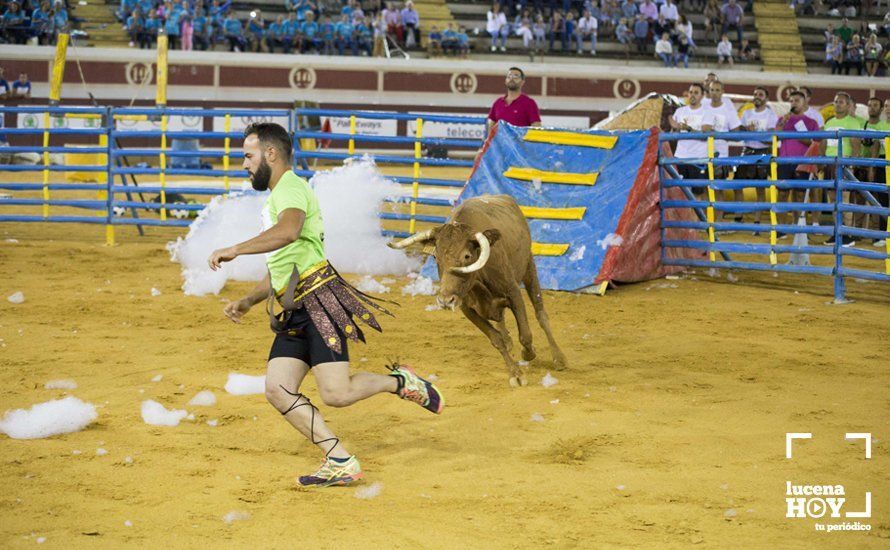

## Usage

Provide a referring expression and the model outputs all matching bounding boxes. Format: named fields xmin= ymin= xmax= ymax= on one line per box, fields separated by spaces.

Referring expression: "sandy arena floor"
xmin=1 ymin=214 xmax=888 ymax=549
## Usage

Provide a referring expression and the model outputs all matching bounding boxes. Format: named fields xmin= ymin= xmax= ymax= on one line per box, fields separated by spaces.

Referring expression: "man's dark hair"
xmin=754 ymin=86 xmax=769 ymax=98
xmin=868 ymin=96 xmax=882 ymax=105
xmin=798 ymin=85 xmax=813 ymax=98
xmin=689 ymin=82 xmax=705 ymax=94
xmin=788 ymin=90 xmax=806 ymax=100
xmin=244 ymin=122 xmax=292 ymax=161
xmin=508 ymin=66 xmax=525 ymax=79
xmin=835 ymin=91 xmax=852 ymax=103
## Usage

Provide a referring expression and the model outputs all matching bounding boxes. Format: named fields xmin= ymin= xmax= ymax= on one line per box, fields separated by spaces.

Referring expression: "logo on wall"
xmin=182 ymin=116 xmax=202 ymax=129
xmin=450 ymin=73 xmax=477 ymax=95
xmin=613 ymin=79 xmax=640 ymax=100
xmin=125 ymin=62 xmax=154 ymax=86
xmin=290 ymin=67 xmax=316 ymax=89
xmin=776 ymin=84 xmax=795 ymax=102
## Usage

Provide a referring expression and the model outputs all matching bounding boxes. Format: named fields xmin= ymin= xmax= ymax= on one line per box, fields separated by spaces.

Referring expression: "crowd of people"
xmin=824 ymin=15 xmax=890 ymax=76
xmin=1 ymin=0 xmax=69 ymax=45
xmin=115 ymin=0 xmax=424 ymax=54
xmin=670 ymin=72 xmax=889 ymax=247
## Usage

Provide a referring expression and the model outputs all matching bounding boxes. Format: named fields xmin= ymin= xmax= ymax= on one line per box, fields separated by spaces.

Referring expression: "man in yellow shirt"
xmin=208 ymin=123 xmax=443 ymax=487
xmin=821 ymin=92 xmax=863 ymax=247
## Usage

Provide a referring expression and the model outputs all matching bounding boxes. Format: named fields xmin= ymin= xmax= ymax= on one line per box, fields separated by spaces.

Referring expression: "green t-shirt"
xmin=262 ymin=170 xmax=326 ymax=293
xmin=864 ymin=119 xmax=890 ymax=156
xmin=824 ymin=115 xmax=864 ymax=157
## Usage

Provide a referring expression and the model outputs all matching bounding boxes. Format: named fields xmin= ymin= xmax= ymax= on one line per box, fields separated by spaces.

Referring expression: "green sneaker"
xmin=297 ymin=455 xmax=363 ymax=487
xmin=388 ymin=363 xmax=444 ymax=415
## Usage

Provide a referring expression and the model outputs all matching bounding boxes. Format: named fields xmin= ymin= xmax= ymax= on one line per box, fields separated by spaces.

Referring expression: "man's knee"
xmin=319 ymin=387 xmax=352 ymax=408
xmin=265 ymin=380 xmax=297 ymax=411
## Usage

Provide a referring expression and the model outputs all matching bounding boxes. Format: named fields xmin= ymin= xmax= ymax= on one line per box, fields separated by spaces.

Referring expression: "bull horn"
xmin=451 ymin=232 xmax=491 ymax=274
xmin=387 ymin=229 xmax=434 ymax=249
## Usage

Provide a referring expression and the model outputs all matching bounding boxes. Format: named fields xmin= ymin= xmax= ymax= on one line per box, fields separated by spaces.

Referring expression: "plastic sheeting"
xmin=421 ymin=123 xmax=701 ymax=291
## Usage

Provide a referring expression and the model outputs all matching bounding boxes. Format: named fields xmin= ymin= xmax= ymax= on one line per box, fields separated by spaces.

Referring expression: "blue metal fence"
xmin=659 ymin=129 xmax=890 ymax=302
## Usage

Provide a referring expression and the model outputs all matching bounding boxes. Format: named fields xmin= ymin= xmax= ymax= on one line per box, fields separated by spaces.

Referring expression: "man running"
xmin=209 ymin=122 xmax=443 ymax=487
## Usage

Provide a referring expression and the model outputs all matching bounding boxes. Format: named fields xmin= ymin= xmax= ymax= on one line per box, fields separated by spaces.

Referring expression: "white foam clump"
xmin=7 ymin=291 xmax=24 ymax=304
xmin=569 ymin=245 xmax=586 ymax=261
xmin=150 ymin=287 xmax=162 ymax=297
xmin=44 ymin=379 xmax=77 ymax=390
xmin=225 ymin=373 xmax=266 ymax=395
xmin=402 ymin=275 xmax=437 ymax=296
xmin=596 ymin=233 xmax=624 ymax=250
xmin=313 ymin=158 xmax=421 ymax=275
xmin=530 ymin=413 xmax=545 ymax=422
xmin=354 ymin=482 xmax=383 ymax=499
xmin=188 ymin=390 xmax=217 ymax=406
xmin=222 ymin=511 xmax=250 ymax=524
xmin=354 ymin=276 xmax=390 ymax=294
xmin=0 ymin=397 xmax=98 ymax=439
xmin=541 ymin=372 xmax=558 ymax=388
xmin=140 ymin=400 xmax=188 ymax=427
xmin=166 ymin=193 xmax=269 ymax=296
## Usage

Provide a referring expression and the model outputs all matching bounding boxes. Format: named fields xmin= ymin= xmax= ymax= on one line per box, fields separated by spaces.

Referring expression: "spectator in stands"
xmin=2 ymin=1 xmax=27 ymax=44
xmin=335 ymin=13 xmax=356 ymax=54
xmin=824 ymin=23 xmax=834 ymax=44
xmin=11 ymin=71 xmax=30 ymax=98
xmin=30 ymin=1 xmax=51 ymax=45
xmin=864 ymin=33 xmax=883 ymax=75
xmin=371 ymin=10 xmax=386 ymax=55
xmin=487 ymin=2 xmax=509 ymax=52
xmin=320 ymin=14 xmax=335 ymax=54
xmin=739 ymin=86 xmax=778 ymax=230
xmin=717 ymin=34 xmax=734 ymax=66
xmin=601 ymin=0 xmax=620 ymax=35
xmin=721 ymin=0 xmax=744 ymax=45
xmin=822 ymin=91 xmax=863 ymax=246
xmin=192 ymin=7 xmax=210 ymax=51
xmin=400 ymin=1 xmax=419 ymax=49
xmin=616 ymin=16 xmax=632 ymax=50
xmin=52 ymin=0 xmax=68 ymax=40
xmin=835 ymin=17 xmax=853 ymax=43
xmin=162 ymin=1 xmax=181 ymax=49
xmin=456 ymin=25 xmax=470 ymax=58
xmin=515 ymin=12 xmax=534 ymax=52
xmin=354 ymin=15 xmax=371 ymax=54
xmin=427 ymin=23 xmax=442 ymax=55
xmin=549 ymin=9 xmax=567 ymax=51
xmin=620 ymin=0 xmax=637 ymax=21
xmin=639 ymin=0 xmax=658 ymax=21
xmin=223 ymin=12 xmax=245 ymax=51
xmin=843 ymin=33 xmax=865 ymax=74
xmin=827 ymin=35 xmax=844 ymax=72
xmin=267 ymin=15 xmax=285 ymax=52
xmin=652 ymin=14 xmax=674 ymax=44
xmin=703 ymin=0 xmax=720 ymax=43
xmin=382 ymin=2 xmax=402 ymax=45
xmin=660 ymin=0 xmax=679 ymax=22
xmin=633 ymin=14 xmax=649 ymax=53
xmin=669 ymin=83 xmax=711 ymax=190
xmin=655 ymin=32 xmax=674 ymax=66
xmin=532 ymin=13 xmax=546 ymax=51
xmin=739 ymin=38 xmax=756 ymax=61
xmin=675 ymin=33 xmax=692 ymax=67
xmin=180 ymin=1 xmax=195 ymax=51
xmin=575 ymin=8 xmax=597 ymax=54
xmin=126 ymin=7 xmax=144 ymax=48
xmin=565 ymin=9 xmax=577 ymax=51
xmin=676 ymin=14 xmax=694 ymax=48
xmin=143 ymin=10 xmax=159 ymax=48
xmin=0 ymin=66 xmax=8 ymax=99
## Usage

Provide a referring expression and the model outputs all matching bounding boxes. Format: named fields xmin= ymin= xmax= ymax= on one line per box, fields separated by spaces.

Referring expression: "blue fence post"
xmin=833 ymin=130 xmax=846 ymax=302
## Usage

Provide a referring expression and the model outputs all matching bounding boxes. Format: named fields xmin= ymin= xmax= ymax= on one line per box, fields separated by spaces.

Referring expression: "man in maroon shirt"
xmin=476 ymin=67 xmax=542 ymax=163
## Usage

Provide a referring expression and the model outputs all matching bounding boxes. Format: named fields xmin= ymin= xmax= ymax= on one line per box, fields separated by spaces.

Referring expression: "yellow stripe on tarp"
xmin=504 ymin=167 xmax=598 ymax=186
xmin=523 ymin=129 xmax=618 ymax=149
xmin=531 ymin=242 xmax=570 ymax=256
xmin=519 ymin=205 xmax=587 ymax=220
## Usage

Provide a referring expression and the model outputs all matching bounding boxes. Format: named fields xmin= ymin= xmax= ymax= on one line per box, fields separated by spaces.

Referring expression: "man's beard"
xmin=506 ymin=83 xmax=521 ymax=92
xmin=250 ymin=158 xmax=272 ymax=191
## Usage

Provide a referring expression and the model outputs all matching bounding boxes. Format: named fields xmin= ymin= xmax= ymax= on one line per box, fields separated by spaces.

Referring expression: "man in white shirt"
xmin=659 ymin=0 xmax=679 ymax=22
xmin=575 ymin=9 xmax=598 ymax=54
xmin=669 ymin=82 xmax=713 ymax=195
xmin=798 ymin=85 xmax=825 ymax=128
xmin=739 ymin=86 xmax=779 ymax=230
xmin=716 ymin=34 xmax=734 ymax=67
xmin=704 ymin=80 xmax=741 ymax=214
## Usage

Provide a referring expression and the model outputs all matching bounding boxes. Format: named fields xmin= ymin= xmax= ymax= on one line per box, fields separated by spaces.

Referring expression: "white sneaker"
xmin=591 ymin=50 xmax=596 ymax=55
xmin=490 ymin=45 xmax=496 ymax=52
xmin=576 ymin=49 xmax=582 ymax=54
xmin=873 ymin=239 xmax=886 ymax=247
xmin=128 ymin=41 xmax=134 ymax=47
xmin=500 ymin=46 xmax=506 ymax=52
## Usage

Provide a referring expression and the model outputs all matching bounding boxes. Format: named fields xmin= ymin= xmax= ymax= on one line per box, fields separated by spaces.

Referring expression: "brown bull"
xmin=390 ymin=194 xmax=567 ymax=386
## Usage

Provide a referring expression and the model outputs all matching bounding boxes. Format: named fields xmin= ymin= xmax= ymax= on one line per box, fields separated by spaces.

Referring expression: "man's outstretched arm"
xmin=209 ymin=208 xmax=305 ymax=270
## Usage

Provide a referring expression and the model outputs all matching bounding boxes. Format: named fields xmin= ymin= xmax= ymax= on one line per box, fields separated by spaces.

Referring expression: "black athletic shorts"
xmin=268 ymin=307 xmax=349 ymax=367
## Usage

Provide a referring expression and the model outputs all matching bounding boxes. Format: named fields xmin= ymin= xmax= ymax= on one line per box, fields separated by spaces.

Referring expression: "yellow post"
xmin=223 ymin=114 xmax=231 ymax=192
xmin=706 ymin=136 xmax=716 ymax=262
xmin=106 ymin=225 xmax=116 ymax=246
xmin=41 ymin=112 xmax=50 ymax=218
xmin=159 ymin=115 xmax=168 ymax=221
xmin=48 ymin=33 xmax=68 ymax=106
xmin=155 ymin=34 xmax=168 ymax=107
xmin=768 ymin=135 xmax=779 ymax=265
xmin=348 ymin=115 xmax=356 ymax=155
xmin=409 ymin=118 xmax=423 ymax=234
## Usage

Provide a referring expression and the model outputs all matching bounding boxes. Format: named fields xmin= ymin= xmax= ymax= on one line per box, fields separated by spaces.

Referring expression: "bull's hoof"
xmin=552 ymin=354 xmax=569 ymax=371
xmin=509 ymin=376 xmax=528 ymax=387
xmin=521 ymin=347 xmax=537 ymax=362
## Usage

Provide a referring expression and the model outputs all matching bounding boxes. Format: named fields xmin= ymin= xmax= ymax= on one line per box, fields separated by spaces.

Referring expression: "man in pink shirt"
xmin=777 ymin=90 xmax=819 ymax=226
xmin=477 ymin=67 xmax=542 ymax=163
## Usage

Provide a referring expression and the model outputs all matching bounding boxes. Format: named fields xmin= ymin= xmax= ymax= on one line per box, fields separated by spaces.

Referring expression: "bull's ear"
xmin=482 ymin=229 xmax=501 ymax=246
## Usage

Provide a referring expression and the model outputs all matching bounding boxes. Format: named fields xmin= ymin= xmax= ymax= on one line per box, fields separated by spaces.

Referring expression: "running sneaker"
xmin=388 ymin=363 xmax=444 ymax=415
xmin=297 ymin=455 xmax=364 ymax=487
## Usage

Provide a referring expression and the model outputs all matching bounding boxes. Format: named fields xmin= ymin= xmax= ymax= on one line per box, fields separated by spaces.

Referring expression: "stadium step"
xmin=413 ymin=0 xmax=456 ymax=44
xmin=753 ymin=0 xmax=806 ymax=73
xmin=73 ymin=0 xmax=129 ymax=47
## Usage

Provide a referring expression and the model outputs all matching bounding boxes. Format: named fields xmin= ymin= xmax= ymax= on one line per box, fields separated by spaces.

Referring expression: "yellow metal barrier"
xmin=409 ymin=118 xmax=422 ymax=234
